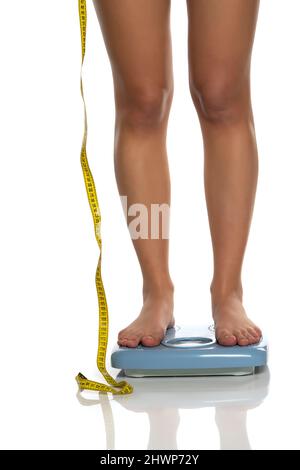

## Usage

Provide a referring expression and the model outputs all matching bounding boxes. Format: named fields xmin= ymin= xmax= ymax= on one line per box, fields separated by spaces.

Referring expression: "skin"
xmin=92 ymin=0 xmax=262 ymax=347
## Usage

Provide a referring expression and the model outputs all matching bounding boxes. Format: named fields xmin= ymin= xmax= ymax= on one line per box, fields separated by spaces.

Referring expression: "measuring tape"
xmin=75 ymin=0 xmax=133 ymax=395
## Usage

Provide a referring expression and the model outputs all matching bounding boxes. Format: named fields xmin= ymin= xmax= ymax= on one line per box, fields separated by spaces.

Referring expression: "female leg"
xmin=92 ymin=0 xmax=174 ymax=347
xmin=186 ymin=0 xmax=262 ymax=345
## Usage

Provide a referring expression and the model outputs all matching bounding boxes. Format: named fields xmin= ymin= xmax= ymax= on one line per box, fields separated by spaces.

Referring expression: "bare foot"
xmin=211 ymin=290 xmax=262 ymax=347
xmin=118 ymin=288 xmax=175 ymax=348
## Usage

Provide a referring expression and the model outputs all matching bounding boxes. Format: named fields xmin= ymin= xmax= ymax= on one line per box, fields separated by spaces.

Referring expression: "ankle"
xmin=210 ymin=281 xmax=243 ymax=305
xmin=143 ymin=279 xmax=174 ymax=299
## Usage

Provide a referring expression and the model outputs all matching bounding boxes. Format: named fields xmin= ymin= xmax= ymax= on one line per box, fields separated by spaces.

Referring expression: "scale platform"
xmin=111 ymin=325 xmax=268 ymax=377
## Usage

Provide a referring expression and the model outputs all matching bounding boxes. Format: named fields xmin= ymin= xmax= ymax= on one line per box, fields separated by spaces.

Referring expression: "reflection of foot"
xmin=148 ymin=408 xmax=180 ymax=450
xmin=118 ymin=288 xmax=174 ymax=348
xmin=211 ymin=289 xmax=262 ymax=346
xmin=215 ymin=408 xmax=251 ymax=450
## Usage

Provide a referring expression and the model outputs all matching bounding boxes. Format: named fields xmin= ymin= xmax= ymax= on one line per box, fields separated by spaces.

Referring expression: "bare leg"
xmin=186 ymin=0 xmax=262 ymax=346
xmin=92 ymin=0 xmax=174 ymax=347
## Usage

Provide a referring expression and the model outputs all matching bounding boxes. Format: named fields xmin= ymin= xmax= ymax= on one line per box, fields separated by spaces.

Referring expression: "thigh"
xmin=92 ymin=0 xmax=173 ymax=98
xmin=186 ymin=0 xmax=260 ymax=91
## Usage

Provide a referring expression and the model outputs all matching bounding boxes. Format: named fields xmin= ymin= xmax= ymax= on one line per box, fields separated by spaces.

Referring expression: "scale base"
xmin=124 ymin=367 xmax=255 ymax=378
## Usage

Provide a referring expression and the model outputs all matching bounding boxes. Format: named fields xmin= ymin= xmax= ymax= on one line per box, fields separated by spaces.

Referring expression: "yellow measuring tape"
xmin=75 ymin=0 xmax=133 ymax=395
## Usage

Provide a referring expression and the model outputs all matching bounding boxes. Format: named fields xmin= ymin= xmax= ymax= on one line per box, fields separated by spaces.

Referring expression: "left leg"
xmin=186 ymin=0 xmax=262 ymax=346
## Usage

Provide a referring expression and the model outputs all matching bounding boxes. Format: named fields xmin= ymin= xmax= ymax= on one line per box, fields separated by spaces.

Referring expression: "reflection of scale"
xmin=111 ymin=325 xmax=268 ymax=377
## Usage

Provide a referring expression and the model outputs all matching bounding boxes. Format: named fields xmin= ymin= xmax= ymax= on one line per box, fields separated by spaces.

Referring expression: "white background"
xmin=0 ymin=0 xmax=300 ymax=450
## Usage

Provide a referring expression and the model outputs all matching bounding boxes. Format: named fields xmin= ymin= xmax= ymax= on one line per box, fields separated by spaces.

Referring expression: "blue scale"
xmin=111 ymin=325 xmax=268 ymax=377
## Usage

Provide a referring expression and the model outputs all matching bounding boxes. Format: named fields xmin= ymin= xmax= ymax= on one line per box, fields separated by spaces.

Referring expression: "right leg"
xmin=92 ymin=0 xmax=174 ymax=347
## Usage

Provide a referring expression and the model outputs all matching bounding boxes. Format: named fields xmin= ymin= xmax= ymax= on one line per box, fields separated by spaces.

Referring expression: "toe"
xmin=217 ymin=331 xmax=237 ymax=346
xmin=246 ymin=335 xmax=257 ymax=345
xmin=238 ymin=337 xmax=249 ymax=346
xmin=237 ymin=333 xmax=251 ymax=346
xmin=118 ymin=336 xmax=140 ymax=348
xmin=126 ymin=337 xmax=140 ymax=348
xmin=254 ymin=327 xmax=262 ymax=339
xmin=118 ymin=330 xmax=128 ymax=344
xmin=117 ymin=337 xmax=128 ymax=347
xmin=247 ymin=328 xmax=260 ymax=344
xmin=141 ymin=335 xmax=161 ymax=347
xmin=118 ymin=329 xmax=126 ymax=339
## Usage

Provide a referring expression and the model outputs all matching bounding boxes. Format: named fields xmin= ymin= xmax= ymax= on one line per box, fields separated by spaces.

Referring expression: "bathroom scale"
xmin=111 ymin=325 xmax=268 ymax=377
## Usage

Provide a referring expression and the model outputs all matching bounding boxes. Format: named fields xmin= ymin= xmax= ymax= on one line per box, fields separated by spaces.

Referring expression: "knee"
xmin=189 ymin=74 xmax=249 ymax=124
xmin=116 ymin=85 xmax=173 ymax=129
